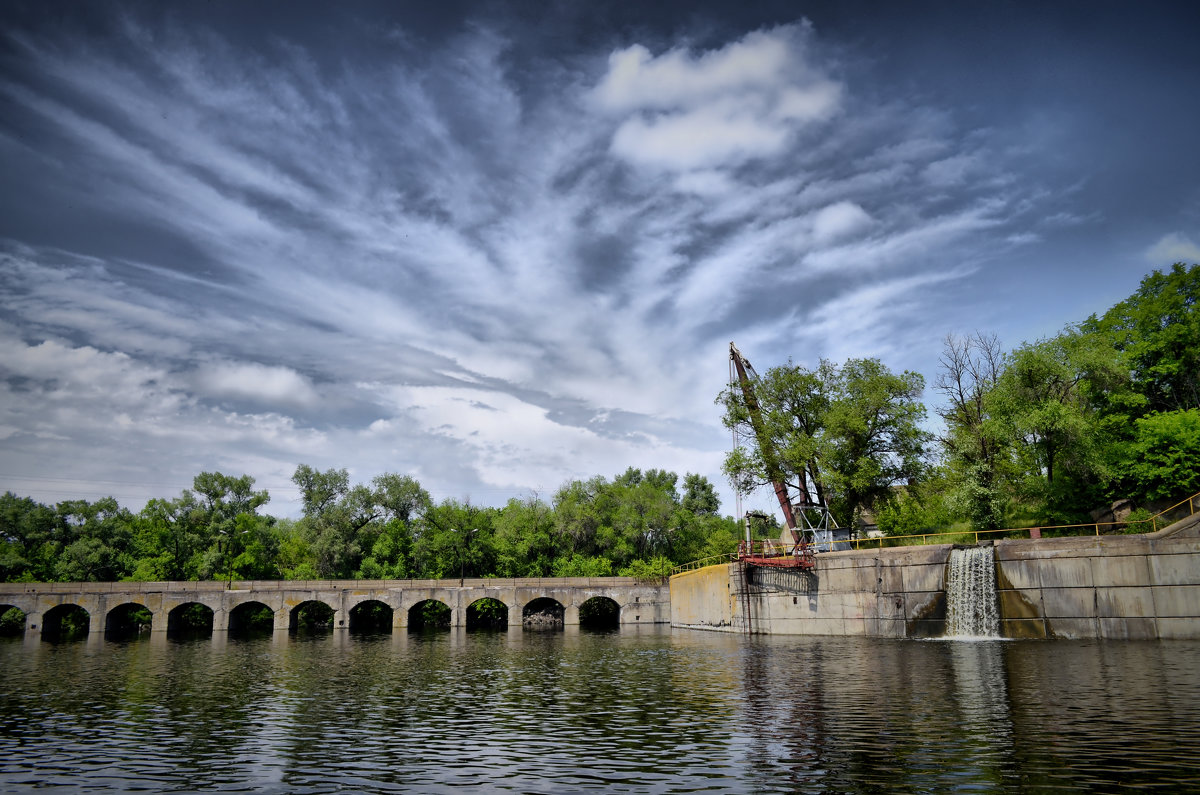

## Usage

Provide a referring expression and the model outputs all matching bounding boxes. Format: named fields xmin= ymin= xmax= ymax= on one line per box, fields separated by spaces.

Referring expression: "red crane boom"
xmin=729 ymin=342 xmax=813 ymax=569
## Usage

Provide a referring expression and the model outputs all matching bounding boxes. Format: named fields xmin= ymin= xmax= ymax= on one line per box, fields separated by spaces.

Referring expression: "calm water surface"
xmin=2 ymin=628 xmax=1198 ymax=793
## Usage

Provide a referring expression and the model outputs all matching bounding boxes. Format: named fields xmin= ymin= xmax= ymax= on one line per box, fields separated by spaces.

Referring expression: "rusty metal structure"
xmin=728 ymin=342 xmax=815 ymax=571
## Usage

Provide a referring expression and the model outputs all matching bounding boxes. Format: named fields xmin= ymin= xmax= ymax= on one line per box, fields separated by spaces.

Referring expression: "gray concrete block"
xmin=1148 ymin=553 xmax=1200 ymax=587
xmin=1091 ymin=555 xmax=1151 ymax=587
xmin=901 ymin=563 xmax=946 ymax=593
xmin=1001 ymin=617 xmax=1048 ymax=639
xmin=1149 ymin=584 xmax=1200 ymax=617
xmin=1148 ymin=537 xmax=1200 ymax=556
xmin=1046 ymin=617 xmax=1097 ymax=639
xmin=1038 ymin=557 xmax=1094 ymax=589
xmin=1096 ymin=587 xmax=1155 ymax=618
xmin=1098 ymin=617 xmax=1157 ymax=640
xmin=878 ymin=564 xmax=903 ymax=594
xmin=997 ymin=558 xmax=1041 ymax=590
xmin=1041 ymin=587 xmax=1096 ymax=619
xmin=998 ymin=588 xmax=1043 ymax=622
xmin=997 ymin=536 xmax=1101 ymax=559
xmin=1097 ymin=536 xmax=1153 ymax=555
xmin=1155 ymin=617 xmax=1200 ymax=639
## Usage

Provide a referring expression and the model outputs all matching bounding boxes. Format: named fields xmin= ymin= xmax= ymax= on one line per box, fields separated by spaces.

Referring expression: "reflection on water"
xmin=2 ymin=629 xmax=1199 ymax=793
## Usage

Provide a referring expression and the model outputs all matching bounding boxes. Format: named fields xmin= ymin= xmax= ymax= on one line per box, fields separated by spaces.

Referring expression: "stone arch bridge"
xmin=0 ymin=577 xmax=669 ymax=640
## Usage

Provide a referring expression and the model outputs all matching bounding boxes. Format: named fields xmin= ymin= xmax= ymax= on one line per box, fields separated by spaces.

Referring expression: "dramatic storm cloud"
xmin=1 ymin=1 xmax=1197 ymax=516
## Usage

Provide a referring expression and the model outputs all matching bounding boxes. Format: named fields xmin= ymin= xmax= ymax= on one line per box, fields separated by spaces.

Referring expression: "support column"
xmin=212 ymin=609 xmax=229 ymax=634
xmin=333 ymin=609 xmax=349 ymax=631
xmin=394 ymin=607 xmax=408 ymax=630
xmin=274 ymin=607 xmax=291 ymax=633
xmin=151 ymin=609 xmax=168 ymax=633
xmin=450 ymin=607 xmax=464 ymax=628
xmin=23 ymin=611 xmax=42 ymax=643
xmin=508 ymin=604 xmax=523 ymax=629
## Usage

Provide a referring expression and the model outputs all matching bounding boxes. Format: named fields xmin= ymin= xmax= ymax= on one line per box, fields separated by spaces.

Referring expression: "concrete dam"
xmin=670 ymin=512 xmax=1200 ymax=640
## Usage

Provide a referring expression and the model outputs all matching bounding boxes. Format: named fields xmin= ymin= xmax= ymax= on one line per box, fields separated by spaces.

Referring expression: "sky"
xmin=2 ymin=1 xmax=1198 ymax=520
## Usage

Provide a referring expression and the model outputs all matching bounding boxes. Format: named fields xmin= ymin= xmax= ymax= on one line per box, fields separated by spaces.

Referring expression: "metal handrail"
xmin=844 ymin=488 xmax=1200 ymax=549
xmin=670 ymin=489 xmax=1200 ymax=573
xmin=670 ymin=554 xmax=736 ymax=575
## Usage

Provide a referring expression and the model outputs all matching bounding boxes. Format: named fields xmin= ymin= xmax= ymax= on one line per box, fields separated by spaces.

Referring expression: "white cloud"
xmin=192 ymin=361 xmax=320 ymax=407
xmin=1146 ymin=232 xmax=1200 ymax=264
xmin=811 ymin=201 xmax=873 ymax=244
xmin=0 ymin=336 xmax=173 ymax=405
xmin=593 ymin=24 xmax=841 ymax=172
xmin=593 ymin=32 xmax=791 ymax=112
xmin=0 ymin=12 xmax=1115 ymax=518
xmin=611 ymin=101 xmax=789 ymax=171
xmin=797 ymin=268 xmax=973 ymax=363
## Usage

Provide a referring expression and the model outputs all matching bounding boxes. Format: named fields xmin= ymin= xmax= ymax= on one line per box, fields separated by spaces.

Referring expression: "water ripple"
xmin=3 ymin=632 xmax=1200 ymax=792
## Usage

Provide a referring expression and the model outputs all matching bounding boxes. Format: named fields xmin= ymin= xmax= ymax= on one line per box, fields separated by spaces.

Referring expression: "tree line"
xmin=0 ymin=467 xmax=738 ymax=584
xmin=2 ymin=264 xmax=1197 ymax=584
xmin=720 ymin=263 xmax=1200 ymax=535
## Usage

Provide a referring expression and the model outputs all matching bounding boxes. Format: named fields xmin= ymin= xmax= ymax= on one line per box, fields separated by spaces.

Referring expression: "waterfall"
xmin=945 ymin=546 xmax=1000 ymax=638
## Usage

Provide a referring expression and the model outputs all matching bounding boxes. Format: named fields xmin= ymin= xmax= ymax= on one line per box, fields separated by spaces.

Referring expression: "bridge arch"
xmin=348 ymin=599 xmax=393 ymax=633
xmin=579 ymin=596 xmax=620 ymax=630
xmin=229 ymin=600 xmax=276 ymax=634
xmin=466 ymin=597 xmax=508 ymax=631
xmin=105 ymin=602 xmax=153 ymax=638
xmin=290 ymin=600 xmax=335 ymax=633
xmin=168 ymin=602 xmax=214 ymax=637
xmin=408 ymin=599 xmax=451 ymax=631
xmin=523 ymin=596 xmax=565 ymax=630
xmin=41 ymin=603 xmax=90 ymax=641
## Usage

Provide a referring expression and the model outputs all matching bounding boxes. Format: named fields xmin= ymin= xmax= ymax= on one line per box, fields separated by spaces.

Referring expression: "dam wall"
xmin=670 ymin=513 xmax=1200 ymax=639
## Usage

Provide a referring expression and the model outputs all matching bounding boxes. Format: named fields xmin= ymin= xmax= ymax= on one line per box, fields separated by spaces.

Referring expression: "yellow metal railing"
xmin=849 ymin=489 xmax=1200 ymax=549
xmin=671 ymin=489 xmax=1200 ymax=574
xmin=853 ymin=489 xmax=1200 ymax=549
xmin=671 ymin=554 xmax=736 ymax=575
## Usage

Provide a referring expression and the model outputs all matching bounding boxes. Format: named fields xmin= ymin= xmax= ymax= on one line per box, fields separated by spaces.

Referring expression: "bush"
xmin=0 ymin=606 xmax=25 ymax=636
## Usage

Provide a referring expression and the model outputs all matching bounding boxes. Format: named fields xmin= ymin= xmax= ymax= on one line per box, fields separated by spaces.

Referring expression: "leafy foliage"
xmin=0 ymin=466 xmax=736 ymax=582
xmin=720 ymin=356 xmax=930 ymax=527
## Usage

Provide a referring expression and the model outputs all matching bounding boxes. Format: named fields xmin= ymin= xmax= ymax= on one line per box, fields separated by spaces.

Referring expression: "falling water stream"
xmin=946 ymin=545 xmax=1001 ymax=638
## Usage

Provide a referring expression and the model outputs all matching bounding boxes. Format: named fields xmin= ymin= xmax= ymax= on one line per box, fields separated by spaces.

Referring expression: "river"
xmin=2 ymin=628 xmax=1198 ymax=793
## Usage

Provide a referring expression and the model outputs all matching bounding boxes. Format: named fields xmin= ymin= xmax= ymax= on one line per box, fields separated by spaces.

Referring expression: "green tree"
xmin=551 ymin=554 xmax=614 ymax=577
xmin=720 ymin=357 xmax=930 ymax=528
xmin=412 ymin=499 xmax=495 ymax=580
xmin=1081 ymin=262 xmax=1199 ymax=413
xmin=1120 ymin=409 xmax=1200 ymax=501
xmin=989 ymin=328 xmax=1128 ymax=520
xmin=372 ymin=473 xmax=431 ymax=522
xmin=822 ymin=358 xmax=930 ymax=527
xmin=494 ymin=493 xmax=558 ymax=577
xmin=935 ymin=333 xmax=1009 ymax=531
xmin=53 ymin=498 xmax=134 ymax=582
xmin=681 ymin=473 xmax=720 ymax=516
xmin=291 ymin=465 xmax=384 ymax=579
xmin=0 ymin=493 xmax=57 ymax=582
xmin=875 ymin=469 xmax=956 ymax=537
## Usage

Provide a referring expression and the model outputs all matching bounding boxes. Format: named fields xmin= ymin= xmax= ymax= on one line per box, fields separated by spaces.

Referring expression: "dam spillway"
xmin=945 ymin=546 xmax=1000 ymax=638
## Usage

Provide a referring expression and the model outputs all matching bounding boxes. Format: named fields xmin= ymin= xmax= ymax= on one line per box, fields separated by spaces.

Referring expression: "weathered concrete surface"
xmin=0 ymin=577 xmax=668 ymax=640
xmin=672 ymin=512 xmax=1200 ymax=639
xmin=994 ymin=511 xmax=1200 ymax=639
xmin=671 ymin=544 xmax=954 ymax=638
